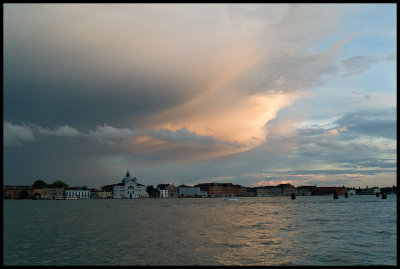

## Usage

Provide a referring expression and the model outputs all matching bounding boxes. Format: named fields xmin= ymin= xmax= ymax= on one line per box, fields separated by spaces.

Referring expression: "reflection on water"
xmin=3 ymin=195 xmax=397 ymax=265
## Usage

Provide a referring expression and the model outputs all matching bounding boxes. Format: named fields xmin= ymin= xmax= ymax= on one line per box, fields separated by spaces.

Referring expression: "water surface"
xmin=3 ymin=195 xmax=397 ymax=265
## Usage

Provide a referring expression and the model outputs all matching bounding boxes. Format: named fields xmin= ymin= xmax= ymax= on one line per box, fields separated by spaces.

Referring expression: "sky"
xmin=3 ymin=4 xmax=397 ymax=189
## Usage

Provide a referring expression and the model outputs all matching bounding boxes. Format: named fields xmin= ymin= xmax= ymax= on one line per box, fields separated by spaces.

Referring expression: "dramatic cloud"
xmin=2 ymin=4 xmax=347 ymax=155
xmin=3 ymin=121 xmax=36 ymax=146
xmin=3 ymin=4 xmax=396 ymax=188
xmin=87 ymin=124 xmax=140 ymax=144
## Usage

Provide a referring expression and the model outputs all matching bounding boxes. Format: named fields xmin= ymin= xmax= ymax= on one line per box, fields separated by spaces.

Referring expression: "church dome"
xmin=122 ymin=170 xmax=134 ymax=184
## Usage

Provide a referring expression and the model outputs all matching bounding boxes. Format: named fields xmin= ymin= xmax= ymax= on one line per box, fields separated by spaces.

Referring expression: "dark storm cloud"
xmin=4 ymin=4 xmax=203 ymax=129
xmin=3 ymin=133 xmax=115 ymax=187
xmin=4 ymin=62 xmax=193 ymax=130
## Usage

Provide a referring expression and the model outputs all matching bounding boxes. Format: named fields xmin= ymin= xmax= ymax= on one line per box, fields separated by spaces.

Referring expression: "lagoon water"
xmin=3 ymin=195 xmax=397 ymax=266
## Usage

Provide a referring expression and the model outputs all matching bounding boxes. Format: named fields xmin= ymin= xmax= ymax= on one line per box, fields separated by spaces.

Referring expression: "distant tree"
xmin=82 ymin=186 xmax=88 ymax=190
xmin=33 ymin=179 xmax=49 ymax=189
xmin=146 ymin=185 xmax=154 ymax=193
xmin=146 ymin=185 xmax=160 ymax=198
xmin=50 ymin=180 xmax=69 ymax=190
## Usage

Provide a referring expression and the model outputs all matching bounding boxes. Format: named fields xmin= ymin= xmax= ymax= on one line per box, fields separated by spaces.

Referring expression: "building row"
xmin=2 ymin=185 xmax=92 ymax=200
xmin=3 ymin=173 xmax=396 ymax=200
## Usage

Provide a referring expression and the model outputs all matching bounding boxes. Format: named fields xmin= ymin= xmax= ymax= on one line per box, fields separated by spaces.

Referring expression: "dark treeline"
xmin=32 ymin=179 xmax=89 ymax=190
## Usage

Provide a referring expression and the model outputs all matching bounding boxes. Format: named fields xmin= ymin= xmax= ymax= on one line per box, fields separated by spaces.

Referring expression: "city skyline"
xmin=4 ymin=4 xmax=396 ymax=189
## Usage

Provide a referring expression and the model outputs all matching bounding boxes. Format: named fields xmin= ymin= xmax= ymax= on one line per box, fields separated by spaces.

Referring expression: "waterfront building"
xmin=90 ymin=190 xmax=99 ymax=199
xmin=41 ymin=188 xmax=64 ymax=199
xmin=178 ymin=185 xmax=201 ymax=197
xmin=195 ymin=183 xmax=237 ymax=198
xmin=159 ymin=189 xmax=168 ymax=198
xmin=256 ymin=186 xmax=282 ymax=197
xmin=380 ymin=186 xmax=397 ymax=195
xmin=234 ymin=184 xmax=249 ymax=197
xmin=246 ymin=187 xmax=257 ymax=197
xmin=167 ymin=185 xmax=178 ymax=198
xmin=368 ymin=187 xmax=380 ymax=195
xmin=112 ymin=183 xmax=124 ymax=198
xmin=33 ymin=189 xmax=42 ymax=199
xmin=65 ymin=189 xmax=90 ymax=199
xmin=101 ymin=184 xmax=115 ymax=193
xmin=97 ymin=191 xmax=113 ymax=198
xmin=296 ymin=185 xmax=317 ymax=196
xmin=157 ymin=183 xmax=179 ymax=198
xmin=355 ymin=187 xmax=381 ymax=195
xmin=136 ymin=183 xmax=148 ymax=198
xmin=277 ymin=183 xmax=296 ymax=196
xmin=112 ymin=170 xmax=149 ymax=199
xmin=312 ymin=187 xmax=347 ymax=196
xmin=3 ymin=185 xmax=41 ymax=199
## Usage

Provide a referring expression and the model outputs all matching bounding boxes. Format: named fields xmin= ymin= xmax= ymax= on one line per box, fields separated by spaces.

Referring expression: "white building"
xmin=112 ymin=170 xmax=148 ymax=199
xmin=159 ymin=189 xmax=168 ymax=198
xmin=348 ymin=189 xmax=356 ymax=195
xmin=65 ymin=189 xmax=91 ymax=199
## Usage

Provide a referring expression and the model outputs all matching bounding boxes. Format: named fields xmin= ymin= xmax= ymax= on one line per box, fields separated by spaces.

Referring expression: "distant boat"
xmin=224 ymin=195 xmax=238 ymax=201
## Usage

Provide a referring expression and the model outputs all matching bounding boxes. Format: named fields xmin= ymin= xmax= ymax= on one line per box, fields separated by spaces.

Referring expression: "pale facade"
xmin=65 ymin=189 xmax=90 ymax=199
xmin=159 ymin=189 xmax=168 ymax=198
xmin=112 ymin=171 xmax=148 ymax=199
xmin=98 ymin=191 xmax=113 ymax=198
xmin=136 ymin=183 xmax=148 ymax=198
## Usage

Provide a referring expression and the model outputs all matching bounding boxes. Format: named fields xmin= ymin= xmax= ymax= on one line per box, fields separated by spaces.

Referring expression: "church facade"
xmin=112 ymin=170 xmax=148 ymax=199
